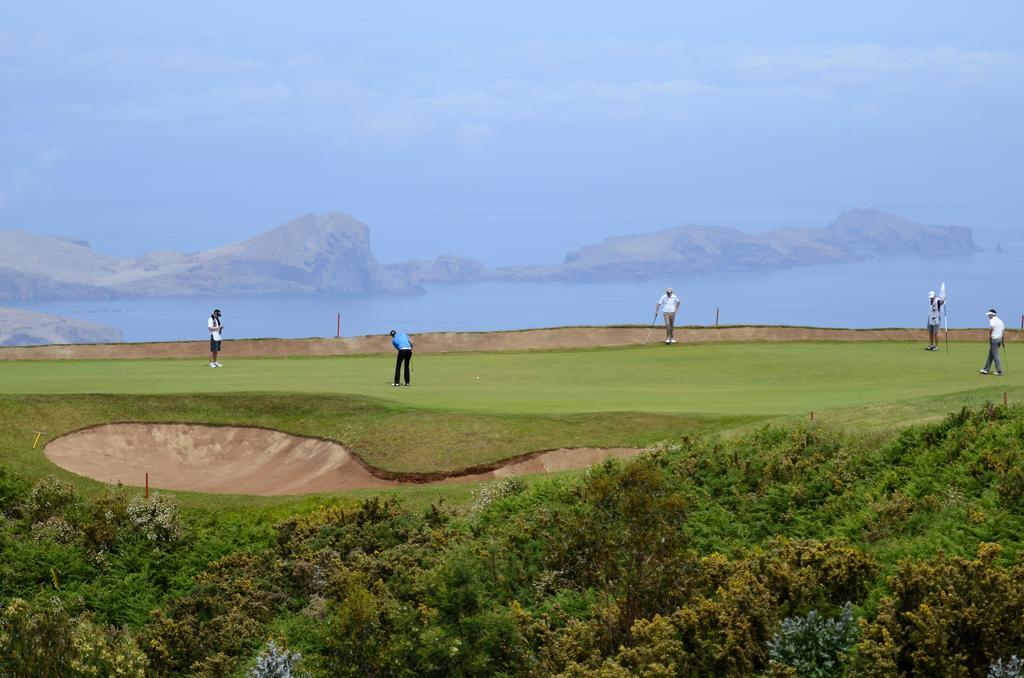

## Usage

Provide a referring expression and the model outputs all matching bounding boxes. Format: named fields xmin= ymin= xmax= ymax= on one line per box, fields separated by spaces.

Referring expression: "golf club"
xmin=642 ymin=314 xmax=658 ymax=346
xmin=1001 ymin=339 xmax=1008 ymax=372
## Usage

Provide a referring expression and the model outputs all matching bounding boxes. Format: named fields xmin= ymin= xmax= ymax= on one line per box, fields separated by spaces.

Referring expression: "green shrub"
xmin=543 ymin=457 xmax=691 ymax=643
xmin=0 ymin=467 xmax=29 ymax=516
xmin=0 ymin=596 xmax=147 ymax=676
xmin=767 ymin=602 xmax=858 ymax=677
xmin=139 ymin=551 xmax=287 ymax=675
xmin=854 ymin=543 xmax=1024 ymax=676
xmin=81 ymin=485 xmax=131 ymax=553
xmin=535 ymin=538 xmax=876 ymax=676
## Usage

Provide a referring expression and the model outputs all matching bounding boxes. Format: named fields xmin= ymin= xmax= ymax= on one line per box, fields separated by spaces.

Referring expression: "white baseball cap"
xmin=928 ymin=291 xmax=935 ymax=298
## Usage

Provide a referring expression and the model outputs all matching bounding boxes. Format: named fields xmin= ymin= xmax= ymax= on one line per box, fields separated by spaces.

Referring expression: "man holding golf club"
xmin=655 ymin=287 xmax=680 ymax=344
xmin=390 ymin=329 xmax=413 ymax=386
xmin=980 ymin=309 xmax=1005 ymax=376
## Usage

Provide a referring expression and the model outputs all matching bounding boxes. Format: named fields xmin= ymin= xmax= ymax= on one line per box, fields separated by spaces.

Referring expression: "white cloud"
xmin=5 ymin=32 xmax=1022 ymax=153
xmin=736 ymin=44 xmax=1024 ymax=87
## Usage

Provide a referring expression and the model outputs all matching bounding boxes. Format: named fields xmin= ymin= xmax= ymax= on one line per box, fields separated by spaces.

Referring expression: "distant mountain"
xmin=385 ymin=255 xmax=490 ymax=284
xmin=0 ymin=208 xmax=979 ymax=300
xmin=494 ymin=208 xmax=977 ymax=282
xmin=0 ymin=213 xmax=411 ymax=301
xmin=0 ymin=230 xmax=128 ymax=300
xmin=824 ymin=208 xmax=976 ymax=257
xmin=0 ymin=307 xmax=122 ymax=346
xmin=110 ymin=213 xmax=408 ymax=296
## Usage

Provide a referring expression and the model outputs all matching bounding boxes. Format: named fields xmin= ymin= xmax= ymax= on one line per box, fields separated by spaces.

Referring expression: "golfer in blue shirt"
xmin=390 ymin=330 xmax=413 ymax=386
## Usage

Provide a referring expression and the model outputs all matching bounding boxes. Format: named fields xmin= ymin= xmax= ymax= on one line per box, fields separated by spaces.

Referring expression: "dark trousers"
xmin=984 ymin=339 xmax=1003 ymax=373
xmin=394 ymin=349 xmax=412 ymax=384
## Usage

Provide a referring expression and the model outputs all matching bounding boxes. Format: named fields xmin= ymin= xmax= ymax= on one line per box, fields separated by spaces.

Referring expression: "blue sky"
xmin=2 ymin=1 xmax=1022 ymax=265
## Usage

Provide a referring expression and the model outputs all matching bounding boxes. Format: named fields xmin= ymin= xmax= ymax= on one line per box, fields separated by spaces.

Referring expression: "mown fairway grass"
xmin=1 ymin=341 xmax=1018 ymax=414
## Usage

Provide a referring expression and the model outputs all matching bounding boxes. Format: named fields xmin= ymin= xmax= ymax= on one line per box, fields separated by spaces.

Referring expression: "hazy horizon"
xmin=2 ymin=1 xmax=1022 ymax=267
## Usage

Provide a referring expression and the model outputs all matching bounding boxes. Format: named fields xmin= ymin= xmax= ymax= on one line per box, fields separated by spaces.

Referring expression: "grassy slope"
xmin=0 ymin=394 xmax=750 ymax=498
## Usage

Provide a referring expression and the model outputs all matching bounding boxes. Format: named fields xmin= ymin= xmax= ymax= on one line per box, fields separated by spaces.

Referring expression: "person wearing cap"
xmin=655 ymin=287 xmax=681 ymax=344
xmin=390 ymin=329 xmax=413 ymax=386
xmin=207 ymin=309 xmax=224 ymax=368
xmin=980 ymin=309 xmax=1005 ymax=376
xmin=926 ymin=290 xmax=944 ymax=351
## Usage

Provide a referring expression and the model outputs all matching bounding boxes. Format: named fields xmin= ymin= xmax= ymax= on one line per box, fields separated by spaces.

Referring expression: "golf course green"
xmin=2 ymin=341 xmax=1016 ymax=416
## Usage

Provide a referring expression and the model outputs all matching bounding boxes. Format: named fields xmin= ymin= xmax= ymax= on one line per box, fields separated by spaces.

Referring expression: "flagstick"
xmin=944 ymin=306 xmax=949 ymax=353
xmin=941 ymin=282 xmax=948 ymax=354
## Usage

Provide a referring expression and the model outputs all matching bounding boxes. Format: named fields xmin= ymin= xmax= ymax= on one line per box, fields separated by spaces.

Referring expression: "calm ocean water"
xmin=11 ymin=249 xmax=1023 ymax=343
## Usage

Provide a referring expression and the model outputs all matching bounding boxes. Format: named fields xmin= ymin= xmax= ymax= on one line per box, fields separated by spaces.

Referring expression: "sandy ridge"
xmin=44 ymin=423 xmax=641 ymax=496
xmin=3 ymin=325 xmax=1013 ymax=361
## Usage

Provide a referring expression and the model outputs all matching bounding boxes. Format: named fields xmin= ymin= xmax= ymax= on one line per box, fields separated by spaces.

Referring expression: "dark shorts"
xmin=210 ymin=338 xmax=222 ymax=352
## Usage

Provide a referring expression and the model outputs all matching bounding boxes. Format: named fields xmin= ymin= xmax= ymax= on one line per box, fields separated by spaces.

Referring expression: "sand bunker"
xmin=44 ymin=423 xmax=641 ymax=496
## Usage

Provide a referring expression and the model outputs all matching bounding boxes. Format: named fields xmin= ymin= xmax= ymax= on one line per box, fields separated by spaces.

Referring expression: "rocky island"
xmin=0 ymin=307 xmax=122 ymax=346
xmin=0 ymin=208 xmax=977 ymax=302
xmin=492 ymin=208 xmax=977 ymax=282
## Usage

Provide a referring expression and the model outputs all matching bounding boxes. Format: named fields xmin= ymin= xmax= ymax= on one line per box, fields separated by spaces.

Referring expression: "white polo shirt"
xmin=659 ymin=293 xmax=679 ymax=314
xmin=990 ymin=315 xmax=1004 ymax=341
xmin=208 ymin=315 xmax=222 ymax=341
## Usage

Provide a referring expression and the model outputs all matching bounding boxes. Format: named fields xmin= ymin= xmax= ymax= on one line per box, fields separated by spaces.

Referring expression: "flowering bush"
xmin=471 ymin=476 xmax=527 ymax=512
xmin=30 ymin=515 xmax=78 ymax=544
xmin=25 ymin=475 xmax=78 ymax=523
xmin=126 ymin=492 xmax=183 ymax=542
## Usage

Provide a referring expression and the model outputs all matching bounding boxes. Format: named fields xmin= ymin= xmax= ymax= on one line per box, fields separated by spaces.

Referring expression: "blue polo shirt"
xmin=391 ymin=333 xmax=412 ymax=350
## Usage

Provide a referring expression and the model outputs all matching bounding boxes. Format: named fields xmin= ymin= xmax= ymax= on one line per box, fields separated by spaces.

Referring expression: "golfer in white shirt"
xmin=655 ymin=287 xmax=680 ymax=344
xmin=208 ymin=309 xmax=224 ymax=368
xmin=980 ymin=308 xmax=1004 ymax=376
